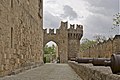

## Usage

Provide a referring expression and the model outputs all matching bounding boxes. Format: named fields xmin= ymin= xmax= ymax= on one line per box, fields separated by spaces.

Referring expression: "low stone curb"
xmin=68 ymin=61 xmax=120 ymax=80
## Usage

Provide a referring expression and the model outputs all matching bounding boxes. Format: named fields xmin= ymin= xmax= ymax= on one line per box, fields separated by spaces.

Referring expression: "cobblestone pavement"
xmin=0 ymin=64 xmax=82 ymax=80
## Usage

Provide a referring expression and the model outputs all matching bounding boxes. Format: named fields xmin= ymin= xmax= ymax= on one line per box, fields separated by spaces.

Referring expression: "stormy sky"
xmin=43 ymin=0 xmax=119 ymax=40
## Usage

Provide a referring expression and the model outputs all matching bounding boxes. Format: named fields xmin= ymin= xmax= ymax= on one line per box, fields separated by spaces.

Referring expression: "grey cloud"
xmin=85 ymin=0 xmax=119 ymax=16
xmin=84 ymin=14 xmax=119 ymax=38
xmin=82 ymin=0 xmax=119 ymax=39
xmin=61 ymin=5 xmax=78 ymax=20
xmin=85 ymin=0 xmax=119 ymax=10
xmin=44 ymin=11 xmax=61 ymax=28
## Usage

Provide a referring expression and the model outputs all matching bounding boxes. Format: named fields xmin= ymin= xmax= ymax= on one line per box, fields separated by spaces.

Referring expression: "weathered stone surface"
xmin=69 ymin=61 xmax=120 ymax=80
xmin=0 ymin=0 xmax=43 ymax=77
xmin=43 ymin=21 xmax=83 ymax=63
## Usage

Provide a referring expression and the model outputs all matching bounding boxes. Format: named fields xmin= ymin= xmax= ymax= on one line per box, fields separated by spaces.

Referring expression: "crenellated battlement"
xmin=44 ymin=28 xmax=56 ymax=35
xmin=59 ymin=21 xmax=83 ymax=31
xmin=44 ymin=28 xmax=60 ymax=35
xmin=68 ymin=24 xmax=83 ymax=31
xmin=68 ymin=24 xmax=83 ymax=40
xmin=44 ymin=21 xmax=83 ymax=40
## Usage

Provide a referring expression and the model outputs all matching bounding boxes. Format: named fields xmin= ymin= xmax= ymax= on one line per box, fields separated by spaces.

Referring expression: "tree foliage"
xmin=113 ymin=13 xmax=120 ymax=26
xmin=44 ymin=44 xmax=56 ymax=54
xmin=93 ymin=34 xmax=106 ymax=43
xmin=80 ymin=38 xmax=97 ymax=51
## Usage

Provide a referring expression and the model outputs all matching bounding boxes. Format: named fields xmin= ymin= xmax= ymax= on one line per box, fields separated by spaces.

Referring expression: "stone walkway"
xmin=0 ymin=63 xmax=82 ymax=80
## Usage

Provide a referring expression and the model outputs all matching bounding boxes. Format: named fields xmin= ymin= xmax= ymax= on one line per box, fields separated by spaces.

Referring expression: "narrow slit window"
xmin=11 ymin=0 xmax=13 ymax=8
xmin=11 ymin=27 xmax=13 ymax=48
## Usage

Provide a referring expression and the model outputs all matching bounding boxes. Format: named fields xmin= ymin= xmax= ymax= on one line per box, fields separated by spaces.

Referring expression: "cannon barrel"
xmin=71 ymin=57 xmax=110 ymax=65
xmin=76 ymin=58 xmax=93 ymax=63
xmin=92 ymin=58 xmax=111 ymax=66
xmin=70 ymin=53 xmax=120 ymax=74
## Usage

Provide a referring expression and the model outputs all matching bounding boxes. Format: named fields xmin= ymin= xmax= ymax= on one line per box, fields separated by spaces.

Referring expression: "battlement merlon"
xmin=60 ymin=21 xmax=68 ymax=30
xmin=44 ymin=29 xmax=47 ymax=34
xmin=44 ymin=28 xmax=56 ymax=35
xmin=76 ymin=24 xmax=83 ymax=30
xmin=68 ymin=24 xmax=83 ymax=33
xmin=56 ymin=29 xmax=60 ymax=34
xmin=70 ymin=24 xmax=75 ymax=29
xmin=49 ymin=29 xmax=54 ymax=34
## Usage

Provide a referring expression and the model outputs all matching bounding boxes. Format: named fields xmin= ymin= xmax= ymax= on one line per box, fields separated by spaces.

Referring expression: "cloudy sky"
xmin=43 ymin=0 xmax=119 ymax=41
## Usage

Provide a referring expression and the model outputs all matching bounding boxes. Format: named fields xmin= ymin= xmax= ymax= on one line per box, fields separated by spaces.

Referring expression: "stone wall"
xmin=43 ymin=21 xmax=69 ymax=63
xmin=69 ymin=61 xmax=120 ymax=80
xmin=0 ymin=0 xmax=43 ymax=76
xmin=80 ymin=35 xmax=120 ymax=58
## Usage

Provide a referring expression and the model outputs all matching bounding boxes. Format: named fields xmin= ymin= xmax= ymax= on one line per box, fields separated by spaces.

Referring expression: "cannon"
xmin=73 ymin=57 xmax=110 ymax=65
xmin=70 ymin=53 xmax=120 ymax=74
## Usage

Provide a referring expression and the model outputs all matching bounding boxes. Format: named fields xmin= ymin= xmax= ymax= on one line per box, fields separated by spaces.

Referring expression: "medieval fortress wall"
xmin=43 ymin=21 xmax=83 ymax=62
xmin=0 ymin=0 xmax=43 ymax=76
xmin=81 ymin=35 xmax=120 ymax=58
xmin=1 ymin=0 xmax=119 ymax=78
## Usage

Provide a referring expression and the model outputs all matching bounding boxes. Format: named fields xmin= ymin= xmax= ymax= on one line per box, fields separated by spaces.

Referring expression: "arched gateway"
xmin=43 ymin=21 xmax=83 ymax=63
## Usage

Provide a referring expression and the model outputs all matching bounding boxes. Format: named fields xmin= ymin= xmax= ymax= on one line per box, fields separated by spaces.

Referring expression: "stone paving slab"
xmin=0 ymin=63 xmax=82 ymax=80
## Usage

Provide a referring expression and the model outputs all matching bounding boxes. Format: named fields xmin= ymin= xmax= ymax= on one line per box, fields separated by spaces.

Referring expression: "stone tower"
xmin=68 ymin=24 xmax=83 ymax=59
xmin=43 ymin=21 xmax=83 ymax=63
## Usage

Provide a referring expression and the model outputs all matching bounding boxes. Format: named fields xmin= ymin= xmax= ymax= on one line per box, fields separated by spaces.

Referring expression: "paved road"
xmin=0 ymin=64 xmax=82 ymax=80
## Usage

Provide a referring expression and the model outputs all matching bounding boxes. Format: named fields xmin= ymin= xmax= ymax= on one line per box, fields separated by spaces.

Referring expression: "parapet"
xmin=44 ymin=21 xmax=83 ymax=38
xmin=68 ymin=24 xmax=83 ymax=40
xmin=44 ymin=28 xmax=56 ymax=35
xmin=69 ymin=61 xmax=120 ymax=80
xmin=68 ymin=24 xmax=83 ymax=32
xmin=44 ymin=28 xmax=61 ymax=35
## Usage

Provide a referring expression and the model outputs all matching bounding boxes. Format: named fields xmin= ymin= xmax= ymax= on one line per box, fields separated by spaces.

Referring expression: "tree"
xmin=93 ymin=34 xmax=106 ymax=43
xmin=113 ymin=13 xmax=120 ymax=34
xmin=43 ymin=44 xmax=56 ymax=63
xmin=44 ymin=44 xmax=56 ymax=54
xmin=80 ymin=38 xmax=96 ymax=51
xmin=113 ymin=13 xmax=120 ymax=26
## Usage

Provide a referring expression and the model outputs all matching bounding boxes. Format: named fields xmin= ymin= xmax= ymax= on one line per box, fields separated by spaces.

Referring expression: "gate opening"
xmin=43 ymin=41 xmax=59 ymax=63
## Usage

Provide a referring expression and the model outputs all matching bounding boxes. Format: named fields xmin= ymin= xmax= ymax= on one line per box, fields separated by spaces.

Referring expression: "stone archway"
xmin=43 ymin=41 xmax=59 ymax=63
xmin=43 ymin=27 xmax=68 ymax=63
xmin=43 ymin=21 xmax=83 ymax=63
